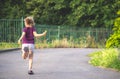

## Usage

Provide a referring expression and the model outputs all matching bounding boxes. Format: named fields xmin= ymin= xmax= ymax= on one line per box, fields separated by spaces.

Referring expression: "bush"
xmin=106 ymin=33 xmax=120 ymax=48
xmin=106 ymin=11 xmax=120 ymax=48
xmin=89 ymin=49 xmax=120 ymax=71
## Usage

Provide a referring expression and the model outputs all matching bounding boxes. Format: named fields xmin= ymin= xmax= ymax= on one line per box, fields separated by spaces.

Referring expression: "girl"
xmin=18 ymin=16 xmax=47 ymax=75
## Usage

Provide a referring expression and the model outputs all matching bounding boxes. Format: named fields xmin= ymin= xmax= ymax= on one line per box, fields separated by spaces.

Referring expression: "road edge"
xmin=0 ymin=48 xmax=20 ymax=53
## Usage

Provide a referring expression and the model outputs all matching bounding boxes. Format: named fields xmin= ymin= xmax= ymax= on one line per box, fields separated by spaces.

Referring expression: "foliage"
xmin=89 ymin=49 xmax=120 ymax=71
xmin=0 ymin=0 xmax=26 ymax=19
xmin=0 ymin=0 xmax=119 ymax=27
xmin=106 ymin=33 xmax=120 ymax=48
xmin=106 ymin=10 xmax=120 ymax=48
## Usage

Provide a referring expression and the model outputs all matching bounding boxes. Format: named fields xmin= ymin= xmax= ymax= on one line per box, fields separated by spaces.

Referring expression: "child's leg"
xmin=28 ymin=44 xmax=34 ymax=74
xmin=22 ymin=45 xmax=29 ymax=59
xmin=22 ymin=51 xmax=29 ymax=59
xmin=28 ymin=50 xmax=33 ymax=70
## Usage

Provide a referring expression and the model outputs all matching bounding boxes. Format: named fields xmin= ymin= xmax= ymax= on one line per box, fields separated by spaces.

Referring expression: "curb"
xmin=0 ymin=48 xmax=20 ymax=53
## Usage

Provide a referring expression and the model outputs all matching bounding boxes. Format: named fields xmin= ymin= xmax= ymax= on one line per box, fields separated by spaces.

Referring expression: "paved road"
xmin=0 ymin=48 xmax=120 ymax=79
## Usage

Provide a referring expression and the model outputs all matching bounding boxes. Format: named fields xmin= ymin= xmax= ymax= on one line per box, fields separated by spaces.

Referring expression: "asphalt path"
xmin=0 ymin=48 xmax=120 ymax=79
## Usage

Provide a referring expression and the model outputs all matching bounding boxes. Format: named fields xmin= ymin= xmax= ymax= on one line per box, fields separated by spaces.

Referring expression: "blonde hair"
xmin=24 ymin=16 xmax=35 ymax=26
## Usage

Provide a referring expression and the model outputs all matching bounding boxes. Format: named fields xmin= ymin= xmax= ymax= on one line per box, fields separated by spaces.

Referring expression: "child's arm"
xmin=18 ymin=32 xmax=25 ymax=44
xmin=33 ymin=30 xmax=47 ymax=38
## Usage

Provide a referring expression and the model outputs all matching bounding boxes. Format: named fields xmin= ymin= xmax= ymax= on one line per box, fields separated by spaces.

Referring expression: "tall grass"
xmin=89 ymin=48 xmax=120 ymax=71
xmin=0 ymin=36 xmax=103 ymax=49
xmin=35 ymin=35 xmax=100 ymax=48
xmin=35 ymin=38 xmax=91 ymax=48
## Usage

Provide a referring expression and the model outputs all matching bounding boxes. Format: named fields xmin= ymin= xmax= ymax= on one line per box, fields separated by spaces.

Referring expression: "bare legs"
xmin=28 ymin=50 xmax=33 ymax=70
xmin=22 ymin=50 xmax=29 ymax=59
xmin=22 ymin=50 xmax=34 ymax=72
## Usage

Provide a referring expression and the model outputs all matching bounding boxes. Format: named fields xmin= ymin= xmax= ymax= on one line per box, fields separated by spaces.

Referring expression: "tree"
xmin=0 ymin=0 xmax=26 ymax=19
xmin=67 ymin=0 xmax=119 ymax=27
xmin=25 ymin=0 xmax=72 ymax=25
xmin=0 ymin=0 xmax=119 ymax=27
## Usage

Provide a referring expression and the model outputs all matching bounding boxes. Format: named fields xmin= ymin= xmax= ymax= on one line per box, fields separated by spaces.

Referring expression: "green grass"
xmin=88 ymin=48 xmax=120 ymax=71
xmin=0 ymin=42 xmax=20 ymax=49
